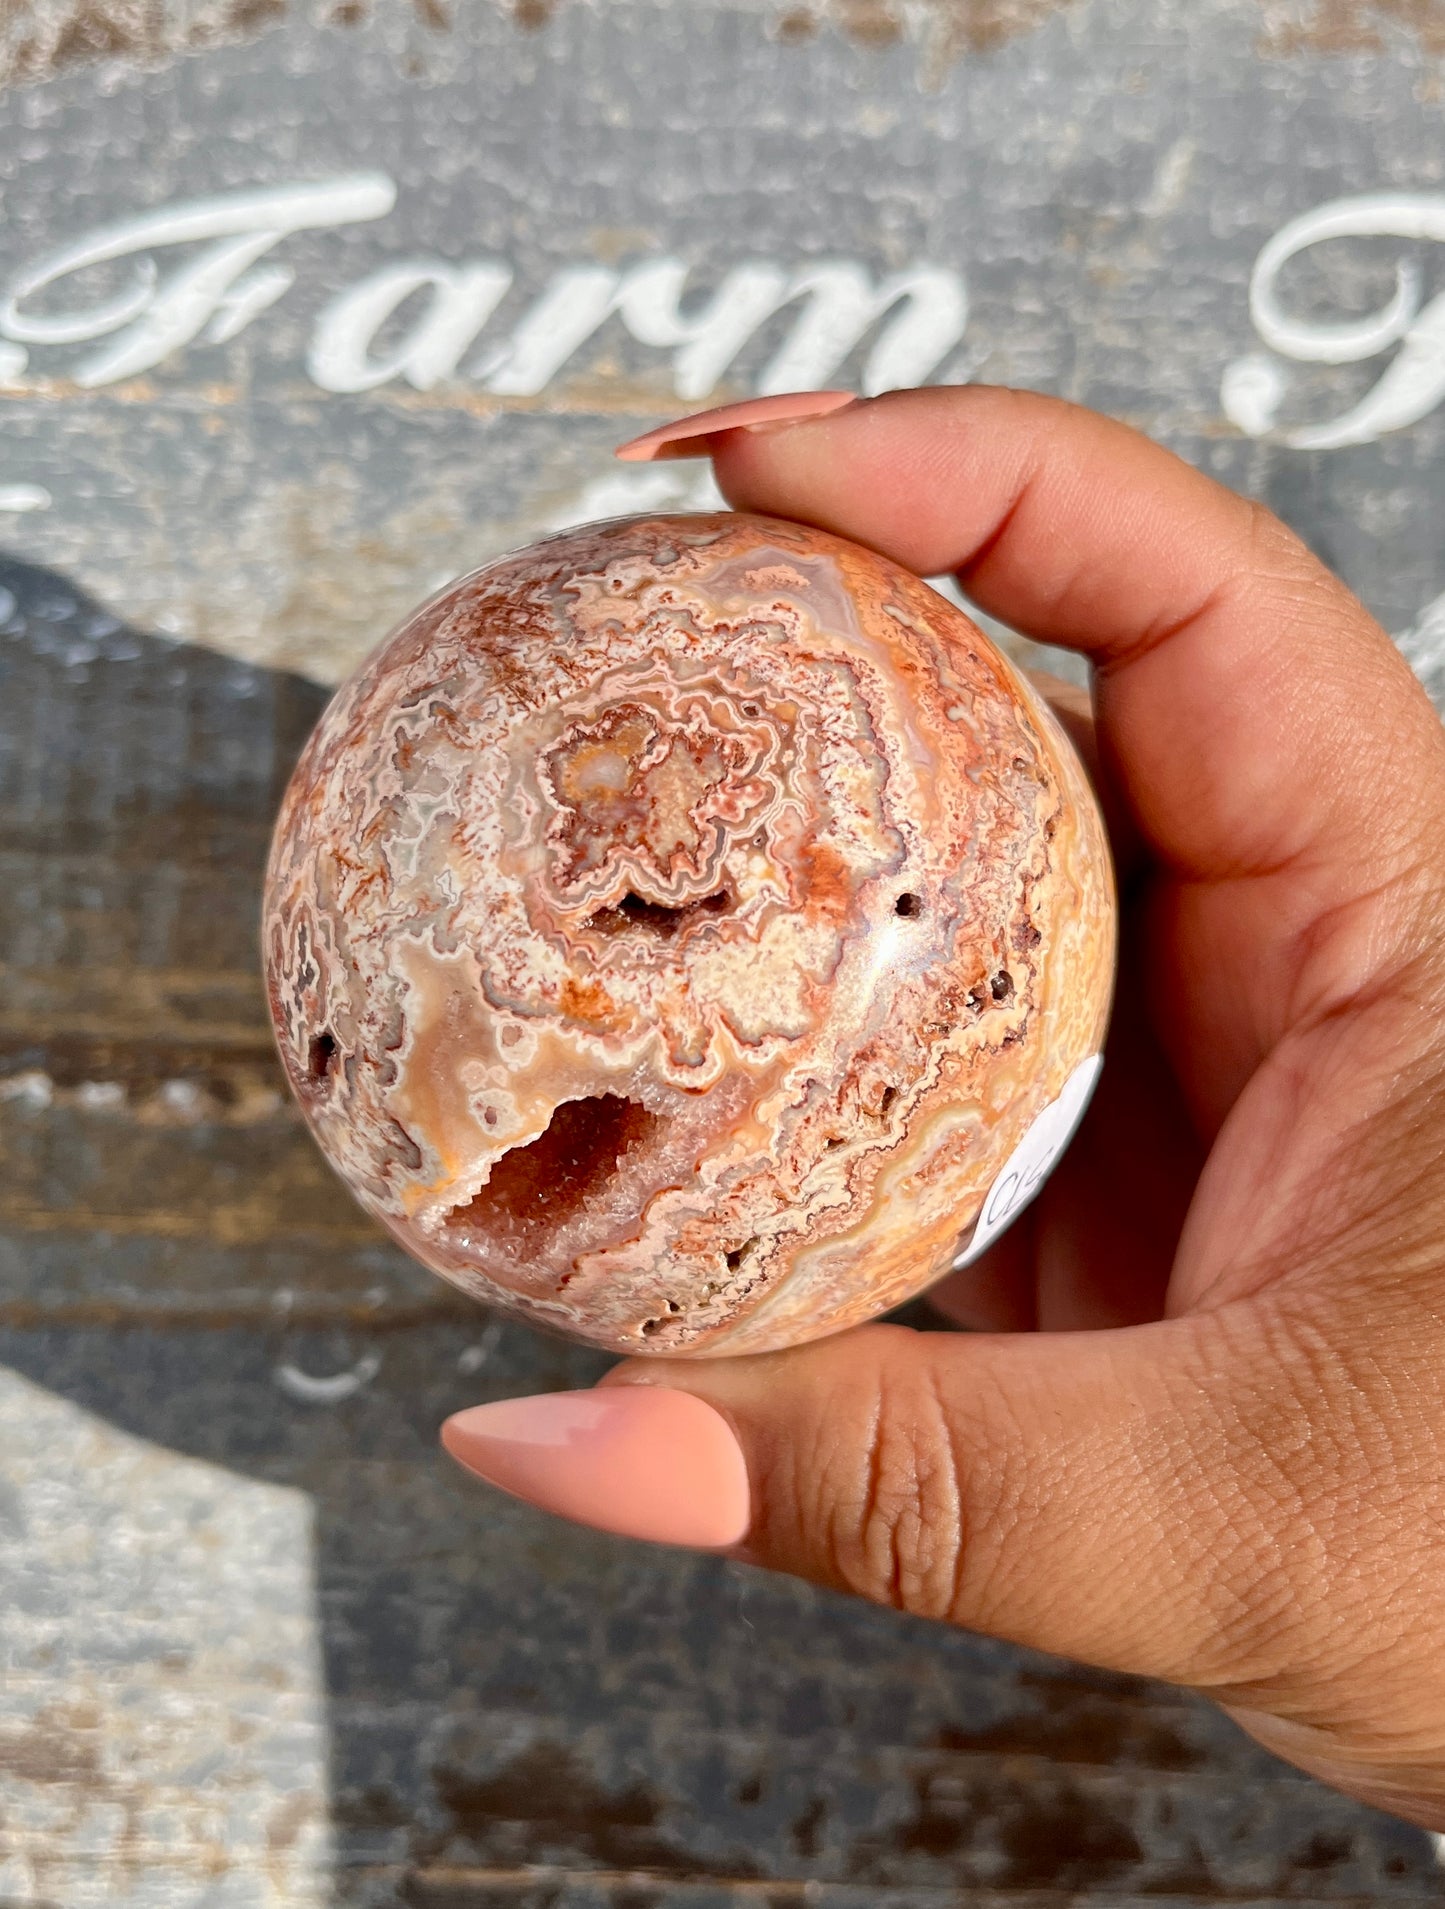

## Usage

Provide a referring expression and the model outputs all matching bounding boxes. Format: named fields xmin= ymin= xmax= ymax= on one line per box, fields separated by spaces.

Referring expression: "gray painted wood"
xmin=0 ymin=0 xmax=1443 ymax=688
xmin=3 ymin=4 xmax=1445 ymax=1900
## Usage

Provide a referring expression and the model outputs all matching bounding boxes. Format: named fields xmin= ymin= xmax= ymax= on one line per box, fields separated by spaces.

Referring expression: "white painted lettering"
xmin=480 ymin=266 xmax=622 ymax=395
xmin=1 ymin=175 xmax=397 ymax=387
xmin=612 ymin=260 xmax=792 ymax=400
xmin=1 ymin=181 xmax=969 ymax=402
xmin=1223 ymin=192 xmax=1445 ymax=448
xmin=482 ymin=257 xmax=968 ymax=399
xmin=8 ymin=177 xmax=1445 ymax=452
xmin=309 ymin=260 xmax=513 ymax=392
xmin=1290 ymin=292 xmax=1445 ymax=451
xmin=755 ymin=263 xmax=969 ymax=396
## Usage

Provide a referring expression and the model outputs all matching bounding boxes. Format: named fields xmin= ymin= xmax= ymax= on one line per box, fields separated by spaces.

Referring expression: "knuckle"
xmin=816 ymin=1349 xmax=965 ymax=1620
xmin=1236 ymin=492 xmax=1295 ymax=562
xmin=1234 ymin=495 xmax=1324 ymax=593
xmin=1231 ymin=499 xmax=1342 ymax=622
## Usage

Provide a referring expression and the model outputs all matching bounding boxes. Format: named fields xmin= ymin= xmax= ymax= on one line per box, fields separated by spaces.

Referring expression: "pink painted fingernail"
xmin=441 ymin=1386 xmax=751 ymax=1549
xmin=614 ymin=390 xmax=857 ymax=462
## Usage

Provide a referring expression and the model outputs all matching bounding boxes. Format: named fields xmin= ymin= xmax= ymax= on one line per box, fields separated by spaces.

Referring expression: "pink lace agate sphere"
xmin=263 ymin=513 xmax=1115 ymax=1356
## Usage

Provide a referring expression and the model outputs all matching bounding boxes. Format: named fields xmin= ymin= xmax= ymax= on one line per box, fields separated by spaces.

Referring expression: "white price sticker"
xmin=951 ymin=1054 xmax=1104 ymax=1270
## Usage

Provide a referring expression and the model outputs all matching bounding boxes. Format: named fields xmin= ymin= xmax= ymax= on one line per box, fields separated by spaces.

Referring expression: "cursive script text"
xmin=0 ymin=175 xmax=968 ymax=400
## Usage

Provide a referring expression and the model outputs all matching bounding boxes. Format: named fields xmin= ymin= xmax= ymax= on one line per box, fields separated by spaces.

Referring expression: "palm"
xmin=574 ymin=385 xmax=1445 ymax=1827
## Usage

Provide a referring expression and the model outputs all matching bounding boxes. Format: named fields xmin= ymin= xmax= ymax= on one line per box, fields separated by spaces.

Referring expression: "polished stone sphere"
xmin=263 ymin=513 xmax=1115 ymax=1356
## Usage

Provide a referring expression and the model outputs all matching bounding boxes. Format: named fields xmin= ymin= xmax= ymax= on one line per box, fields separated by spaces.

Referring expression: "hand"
xmin=443 ymin=386 xmax=1445 ymax=1828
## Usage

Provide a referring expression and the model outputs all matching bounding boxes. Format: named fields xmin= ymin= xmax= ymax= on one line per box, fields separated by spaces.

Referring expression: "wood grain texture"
xmin=2 ymin=3 xmax=1445 ymax=1886
xmin=2 ymin=0 xmax=1444 ymax=691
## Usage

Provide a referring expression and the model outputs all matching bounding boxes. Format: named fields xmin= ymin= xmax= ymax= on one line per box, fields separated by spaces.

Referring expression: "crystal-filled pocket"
xmin=262 ymin=512 xmax=1116 ymax=1356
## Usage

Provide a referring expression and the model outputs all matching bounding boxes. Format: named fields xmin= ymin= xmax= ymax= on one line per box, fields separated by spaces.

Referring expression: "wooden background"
xmin=4 ymin=1 xmax=1445 ymax=1902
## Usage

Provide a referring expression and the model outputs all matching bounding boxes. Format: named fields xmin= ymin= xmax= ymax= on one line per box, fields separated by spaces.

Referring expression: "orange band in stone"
xmin=263 ymin=512 xmax=1116 ymax=1357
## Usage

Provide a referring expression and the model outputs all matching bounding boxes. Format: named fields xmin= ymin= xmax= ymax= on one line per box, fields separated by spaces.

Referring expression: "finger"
xmin=600 ymin=1306 xmax=1328 ymax=1692
xmin=709 ymin=387 xmax=1445 ymax=1121
xmin=712 ymin=384 xmax=1438 ymax=878
xmin=1030 ymin=922 xmax=1201 ymax=1326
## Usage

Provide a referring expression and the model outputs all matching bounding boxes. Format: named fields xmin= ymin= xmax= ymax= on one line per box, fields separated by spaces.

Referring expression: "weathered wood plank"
xmin=355 ymin=1888 xmax=1445 ymax=1909
xmin=3 ymin=0 xmax=1445 ymax=1891
xmin=1 ymin=1317 xmax=1440 ymax=1906
xmin=0 ymin=963 xmax=270 ymax=1051
xmin=2 ymin=466 xmax=1443 ymax=1904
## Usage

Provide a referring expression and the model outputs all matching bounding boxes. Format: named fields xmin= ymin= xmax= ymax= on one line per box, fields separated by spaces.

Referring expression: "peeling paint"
xmin=0 ymin=0 xmax=289 ymax=90
xmin=1257 ymin=0 xmax=1445 ymax=57
xmin=273 ymin=1349 xmax=382 ymax=1401
xmin=775 ymin=0 xmax=1078 ymax=70
xmin=6 ymin=0 xmax=1445 ymax=106
xmin=0 ymin=0 xmax=1444 ymax=1897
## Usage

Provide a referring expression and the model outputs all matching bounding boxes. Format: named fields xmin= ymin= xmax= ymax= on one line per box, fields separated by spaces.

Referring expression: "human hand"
xmin=443 ymin=386 xmax=1445 ymax=1828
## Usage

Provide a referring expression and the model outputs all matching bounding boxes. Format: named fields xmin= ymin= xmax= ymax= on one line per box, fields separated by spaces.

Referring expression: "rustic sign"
xmin=3 ymin=3 xmax=1445 ymax=1904
xmin=0 ymin=0 xmax=1443 ymax=692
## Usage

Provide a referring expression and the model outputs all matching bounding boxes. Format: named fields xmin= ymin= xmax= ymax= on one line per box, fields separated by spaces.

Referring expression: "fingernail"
xmin=614 ymin=390 xmax=856 ymax=462
xmin=441 ymin=1386 xmax=751 ymax=1549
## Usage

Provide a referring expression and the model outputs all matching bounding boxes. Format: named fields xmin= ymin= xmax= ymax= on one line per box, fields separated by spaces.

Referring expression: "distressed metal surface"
xmin=4 ymin=0 xmax=1445 ymax=1900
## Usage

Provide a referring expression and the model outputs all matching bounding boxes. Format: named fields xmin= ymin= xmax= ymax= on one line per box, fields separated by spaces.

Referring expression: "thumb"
xmin=597 ymin=1309 xmax=1321 ymax=1693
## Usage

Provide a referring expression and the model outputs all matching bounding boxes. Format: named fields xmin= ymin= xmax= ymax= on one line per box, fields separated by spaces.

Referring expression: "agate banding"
xmin=263 ymin=513 xmax=1116 ymax=1356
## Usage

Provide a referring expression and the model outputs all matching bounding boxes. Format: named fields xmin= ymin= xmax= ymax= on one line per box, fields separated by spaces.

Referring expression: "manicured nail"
xmin=614 ymin=390 xmax=856 ymax=462
xmin=441 ymin=1386 xmax=751 ymax=1549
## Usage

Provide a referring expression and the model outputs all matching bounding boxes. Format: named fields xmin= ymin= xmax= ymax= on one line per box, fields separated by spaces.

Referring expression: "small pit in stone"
xmin=895 ymin=892 xmax=924 ymax=918
xmin=443 ymin=1093 xmax=661 ymax=1255
xmin=589 ymin=888 xmax=730 ymax=938
xmin=307 ymin=1031 xmax=338 ymax=1082
xmin=725 ymin=1237 xmax=759 ymax=1273
xmin=990 ymin=969 xmax=1015 ymax=1003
